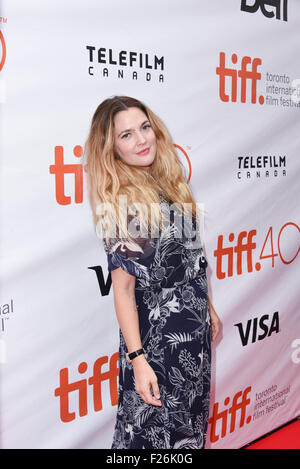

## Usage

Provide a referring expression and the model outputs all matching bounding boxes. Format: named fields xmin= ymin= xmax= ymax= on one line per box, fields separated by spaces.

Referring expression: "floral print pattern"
xmin=103 ymin=197 xmax=211 ymax=449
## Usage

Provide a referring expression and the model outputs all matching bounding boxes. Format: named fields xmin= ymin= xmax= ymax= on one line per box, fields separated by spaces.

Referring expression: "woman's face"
xmin=113 ymin=107 xmax=157 ymax=170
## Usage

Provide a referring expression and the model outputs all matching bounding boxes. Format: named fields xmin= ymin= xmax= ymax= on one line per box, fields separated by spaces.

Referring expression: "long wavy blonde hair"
xmin=82 ymin=95 xmax=198 ymax=241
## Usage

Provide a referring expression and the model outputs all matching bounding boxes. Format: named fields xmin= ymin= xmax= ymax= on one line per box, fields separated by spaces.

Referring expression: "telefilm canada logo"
xmin=237 ymin=154 xmax=287 ymax=180
xmin=86 ymin=45 xmax=165 ymax=83
xmin=240 ymin=0 xmax=288 ymax=21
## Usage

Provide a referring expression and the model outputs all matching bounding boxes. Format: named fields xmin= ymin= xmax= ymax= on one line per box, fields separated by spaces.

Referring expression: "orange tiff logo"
xmin=50 ymin=145 xmax=84 ymax=205
xmin=216 ymin=51 xmax=264 ymax=104
xmin=49 ymin=144 xmax=191 ymax=205
xmin=208 ymin=386 xmax=252 ymax=443
xmin=54 ymin=353 xmax=119 ymax=422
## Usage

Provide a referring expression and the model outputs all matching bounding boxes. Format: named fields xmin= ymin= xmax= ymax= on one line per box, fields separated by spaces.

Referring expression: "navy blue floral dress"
xmin=103 ymin=196 xmax=211 ymax=449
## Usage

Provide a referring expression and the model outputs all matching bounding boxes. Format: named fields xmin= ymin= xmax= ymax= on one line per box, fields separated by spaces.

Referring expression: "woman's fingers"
xmin=211 ymin=315 xmax=221 ymax=341
xmin=139 ymin=380 xmax=162 ymax=406
xmin=142 ymin=392 xmax=162 ymax=406
xmin=144 ymin=392 xmax=162 ymax=406
xmin=151 ymin=379 xmax=161 ymax=401
xmin=133 ymin=362 xmax=162 ymax=406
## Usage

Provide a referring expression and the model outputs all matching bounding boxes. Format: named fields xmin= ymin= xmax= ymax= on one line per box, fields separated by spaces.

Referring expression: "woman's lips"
xmin=136 ymin=147 xmax=150 ymax=156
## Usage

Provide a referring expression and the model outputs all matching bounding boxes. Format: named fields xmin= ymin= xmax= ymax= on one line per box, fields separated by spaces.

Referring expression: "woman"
xmin=83 ymin=95 xmax=220 ymax=449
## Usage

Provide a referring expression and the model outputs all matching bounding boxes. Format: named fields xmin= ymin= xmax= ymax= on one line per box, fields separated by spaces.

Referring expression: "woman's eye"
xmin=143 ymin=124 xmax=151 ymax=130
xmin=121 ymin=133 xmax=130 ymax=139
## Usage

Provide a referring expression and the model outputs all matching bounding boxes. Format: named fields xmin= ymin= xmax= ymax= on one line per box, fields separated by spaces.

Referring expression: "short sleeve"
xmin=103 ymin=233 xmax=155 ymax=282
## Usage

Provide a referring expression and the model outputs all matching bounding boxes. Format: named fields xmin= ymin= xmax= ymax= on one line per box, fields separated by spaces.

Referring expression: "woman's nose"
xmin=136 ymin=131 xmax=147 ymax=145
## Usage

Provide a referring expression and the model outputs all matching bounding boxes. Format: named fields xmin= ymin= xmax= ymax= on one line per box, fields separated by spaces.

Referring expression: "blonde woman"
xmin=83 ymin=96 xmax=220 ymax=449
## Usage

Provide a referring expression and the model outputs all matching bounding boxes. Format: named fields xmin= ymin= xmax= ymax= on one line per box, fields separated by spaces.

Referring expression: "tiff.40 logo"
xmin=214 ymin=223 xmax=299 ymax=279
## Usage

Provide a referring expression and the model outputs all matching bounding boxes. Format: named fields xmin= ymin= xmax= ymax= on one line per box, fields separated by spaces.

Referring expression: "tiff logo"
xmin=50 ymin=145 xmax=84 ymax=205
xmin=241 ymin=0 xmax=288 ymax=21
xmin=214 ymin=229 xmax=258 ymax=279
xmin=209 ymin=386 xmax=252 ymax=443
xmin=54 ymin=353 xmax=119 ymax=422
xmin=216 ymin=52 xmax=264 ymax=104
xmin=50 ymin=144 xmax=191 ymax=206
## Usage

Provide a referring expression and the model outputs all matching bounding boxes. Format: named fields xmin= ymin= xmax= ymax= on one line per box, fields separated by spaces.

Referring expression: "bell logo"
xmin=241 ymin=0 xmax=288 ymax=21
xmin=216 ymin=52 xmax=264 ymax=104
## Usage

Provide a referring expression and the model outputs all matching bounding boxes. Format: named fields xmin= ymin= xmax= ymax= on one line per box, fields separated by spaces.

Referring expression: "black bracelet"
xmin=128 ymin=348 xmax=145 ymax=360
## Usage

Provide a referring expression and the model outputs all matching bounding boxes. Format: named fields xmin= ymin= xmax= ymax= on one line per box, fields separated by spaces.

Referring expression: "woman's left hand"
xmin=208 ymin=298 xmax=221 ymax=342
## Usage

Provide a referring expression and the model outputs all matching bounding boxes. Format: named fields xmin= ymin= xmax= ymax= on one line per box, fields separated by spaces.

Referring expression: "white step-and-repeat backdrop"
xmin=1 ymin=0 xmax=299 ymax=449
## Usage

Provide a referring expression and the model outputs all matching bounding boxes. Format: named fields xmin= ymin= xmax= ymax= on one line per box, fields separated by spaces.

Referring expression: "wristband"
xmin=126 ymin=348 xmax=145 ymax=363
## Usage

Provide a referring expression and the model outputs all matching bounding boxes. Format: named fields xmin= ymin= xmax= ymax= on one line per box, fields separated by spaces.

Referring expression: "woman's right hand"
xmin=132 ymin=355 xmax=162 ymax=406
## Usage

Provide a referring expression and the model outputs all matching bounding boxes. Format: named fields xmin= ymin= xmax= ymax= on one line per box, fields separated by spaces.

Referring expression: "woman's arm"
xmin=208 ymin=295 xmax=221 ymax=341
xmin=111 ymin=267 xmax=162 ymax=406
xmin=111 ymin=266 xmax=143 ymax=356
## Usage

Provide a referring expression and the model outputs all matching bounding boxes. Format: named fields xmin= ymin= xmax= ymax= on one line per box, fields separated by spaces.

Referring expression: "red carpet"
xmin=245 ymin=419 xmax=300 ymax=449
